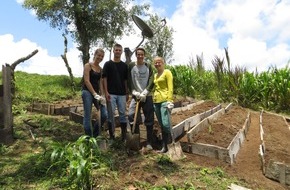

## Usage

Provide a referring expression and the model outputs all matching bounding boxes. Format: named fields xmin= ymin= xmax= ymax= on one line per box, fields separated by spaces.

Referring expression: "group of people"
xmin=81 ymin=43 xmax=174 ymax=153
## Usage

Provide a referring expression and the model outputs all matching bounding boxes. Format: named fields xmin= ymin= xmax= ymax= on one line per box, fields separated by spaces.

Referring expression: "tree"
xmin=143 ymin=14 xmax=174 ymax=64
xmin=23 ymin=0 xmax=149 ymax=65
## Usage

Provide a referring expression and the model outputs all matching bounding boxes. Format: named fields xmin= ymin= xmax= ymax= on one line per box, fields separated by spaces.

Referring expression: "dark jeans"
xmin=82 ymin=90 xmax=108 ymax=137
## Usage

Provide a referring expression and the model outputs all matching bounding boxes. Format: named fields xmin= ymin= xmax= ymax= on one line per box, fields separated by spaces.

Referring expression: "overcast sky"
xmin=0 ymin=0 xmax=289 ymax=77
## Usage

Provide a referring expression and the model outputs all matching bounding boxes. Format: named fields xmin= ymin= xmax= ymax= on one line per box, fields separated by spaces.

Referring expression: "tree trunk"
xmin=61 ymin=34 xmax=76 ymax=92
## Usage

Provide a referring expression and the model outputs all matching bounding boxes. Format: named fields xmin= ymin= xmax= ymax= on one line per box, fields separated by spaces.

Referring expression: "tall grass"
xmin=10 ymin=71 xmax=82 ymax=114
xmin=169 ymin=60 xmax=290 ymax=113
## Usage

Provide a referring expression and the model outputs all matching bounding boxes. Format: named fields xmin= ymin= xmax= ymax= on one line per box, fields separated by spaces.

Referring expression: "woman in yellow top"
xmin=152 ymin=56 xmax=174 ymax=153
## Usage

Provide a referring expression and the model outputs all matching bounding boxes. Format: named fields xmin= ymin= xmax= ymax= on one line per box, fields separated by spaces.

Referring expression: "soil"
xmin=262 ymin=112 xmax=290 ymax=165
xmin=123 ymin=101 xmax=289 ymax=189
xmin=26 ymin=99 xmax=290 ymax=189
xmin=116 ymin=100 xmax=289 ymax=189
xmin=191 ymin=106 xmax=249 ymax=148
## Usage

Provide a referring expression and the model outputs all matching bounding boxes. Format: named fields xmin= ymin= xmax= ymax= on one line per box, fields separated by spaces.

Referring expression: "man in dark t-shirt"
xmin=102 ymin=44 xmax=129 ymax=142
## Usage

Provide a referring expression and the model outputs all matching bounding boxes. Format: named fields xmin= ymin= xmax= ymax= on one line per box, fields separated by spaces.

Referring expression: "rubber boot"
xmin=158 ymin=132 xmax=168 ymax=153
xmin=120 ymin=122 xmax=127 ymax=142
xmin=134 ymin=124 xmax=140 ymax=134
xmin=107 ymin=122 xmax=115 ymax=139
xmin=146 ymin=125 xmax=153 ymax=150
xmin=94 ymin=122 xmax=100 ymax=137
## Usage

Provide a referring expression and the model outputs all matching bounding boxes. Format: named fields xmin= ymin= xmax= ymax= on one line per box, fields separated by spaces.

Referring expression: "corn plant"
xmin=270 ymin=66 xmax=290 ymax=111
xmin=237 ymin=72 xmax=261 ymax=109
xmin=49 ymin=135 xmax=112 ymax=190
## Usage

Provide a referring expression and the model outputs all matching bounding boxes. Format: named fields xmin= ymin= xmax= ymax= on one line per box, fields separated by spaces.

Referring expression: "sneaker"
xmin=146 ymin=144 xmax=153 ymax=150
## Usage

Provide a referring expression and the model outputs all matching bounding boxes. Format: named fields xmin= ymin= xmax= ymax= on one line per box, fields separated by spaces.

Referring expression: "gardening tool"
xmin=124 ymin=15 xmax=166 ymax=64
xmin=166 ymin=107 xmax=185 ymax=160
xmin=96 ymin=99 xmax=108 ymax=151
xmin=126 ymin=100 xmax=141 ymax=151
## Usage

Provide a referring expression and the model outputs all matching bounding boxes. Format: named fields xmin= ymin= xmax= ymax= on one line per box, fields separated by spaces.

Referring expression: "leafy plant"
xmin=49 ymin=135 xmax=112 ymax=189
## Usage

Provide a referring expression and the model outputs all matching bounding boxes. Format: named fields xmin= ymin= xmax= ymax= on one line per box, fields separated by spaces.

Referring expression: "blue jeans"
xmin=82 ymin=90 xmax=108 ymax=137
xmin=107 ymin=94 xmax=127 ymax=131
xmin=154 ymin=102 xmax=171 ymax=134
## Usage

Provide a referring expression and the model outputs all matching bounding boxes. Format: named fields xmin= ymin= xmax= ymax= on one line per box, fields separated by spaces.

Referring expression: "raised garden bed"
xmin=69 ymin=106 xmax=99 ymax=126
xmin=28 ymin=99 xmax=82 ymax=116
xmin=181 ymin=104 xmax=251 ymax=164
xmin=259 ymin=111 xmax=290 ymax=186
xmin=170 ymin=100 xmax=222 ymax=140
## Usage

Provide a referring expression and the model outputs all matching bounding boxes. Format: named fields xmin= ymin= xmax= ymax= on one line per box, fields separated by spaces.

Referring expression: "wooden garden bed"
xmin=181 ymin=104 xmax=251 ymax=164
xmin=259 ymin=111 xmax=290 ymax=186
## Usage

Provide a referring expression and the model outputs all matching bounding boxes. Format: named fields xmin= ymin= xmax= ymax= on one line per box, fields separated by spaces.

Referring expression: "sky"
xmin=1 ymin=0 xmax=290 ymax=77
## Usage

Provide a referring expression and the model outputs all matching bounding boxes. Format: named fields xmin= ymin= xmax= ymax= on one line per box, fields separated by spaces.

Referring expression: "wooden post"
xmin=0 ymin=65 xmax=14 ymax=144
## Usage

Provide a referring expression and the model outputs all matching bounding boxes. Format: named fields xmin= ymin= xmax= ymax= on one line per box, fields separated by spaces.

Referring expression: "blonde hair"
xmin=153 ymin=56 xmax=165 ymax=64
xmin=94 ymin=48 xmax=104 ymax=57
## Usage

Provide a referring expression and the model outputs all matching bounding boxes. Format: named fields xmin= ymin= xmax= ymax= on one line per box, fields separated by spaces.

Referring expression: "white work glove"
xmin=94 ymin=93 xmax=101 ymax=101
xmin=139 ymin=89 xmax=148 ymax=102
xmin=132 ymin=90 xmax=141 ymax=99
xmin=167 ymin=102 xmax=174 ymax=112
xmin=100 ymin=96 xmax=106 ymax=106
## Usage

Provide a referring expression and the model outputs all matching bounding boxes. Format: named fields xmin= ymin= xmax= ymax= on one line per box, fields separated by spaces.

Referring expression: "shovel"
xmin=126 ymin=100 xmax=140 ymax=151
xmin=166 ymin=107 xmax=185 ymax=160
xmin=96 ymin=101 xmax=108 ymax=151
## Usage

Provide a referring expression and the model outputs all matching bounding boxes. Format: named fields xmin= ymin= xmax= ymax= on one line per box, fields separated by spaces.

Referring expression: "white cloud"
xmin=3 ymin=0 xmax=290 ymax=77
xmin=169 ymin=0 xmax=290 ymax=72
xmin=0 ymin=34 xmax=84 ymax=77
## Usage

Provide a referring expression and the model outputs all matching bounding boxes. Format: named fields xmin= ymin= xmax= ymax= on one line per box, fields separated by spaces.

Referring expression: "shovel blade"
xmin=167 ymin=141 xmax=185 ymax=161
xmin=126 ymin=132 xmax=140 ymax=151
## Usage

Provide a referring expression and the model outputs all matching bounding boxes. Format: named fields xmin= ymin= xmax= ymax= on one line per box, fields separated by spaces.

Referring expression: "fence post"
xmin=0 ymin=65 xmax=14 ymax=144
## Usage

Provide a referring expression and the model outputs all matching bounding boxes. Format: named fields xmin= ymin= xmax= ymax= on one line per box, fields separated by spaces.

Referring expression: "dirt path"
xmin=225 ymin=111 xmax=288 ymax=190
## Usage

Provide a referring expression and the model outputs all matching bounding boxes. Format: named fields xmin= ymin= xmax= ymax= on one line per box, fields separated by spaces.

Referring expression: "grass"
xmin=0 ymin=71 xmax=249 ymax=189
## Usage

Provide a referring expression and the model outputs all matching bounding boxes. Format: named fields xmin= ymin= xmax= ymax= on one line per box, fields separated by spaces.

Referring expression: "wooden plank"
xmin=172 ymin=121 xmax=186 ymax=140
xmin=187 ymin=142 xmax=229 ymax=162
xmin=187 ymin=118 xmax=209 ymax=143
xmin=185 ymin=114 xmax=201 ymax=131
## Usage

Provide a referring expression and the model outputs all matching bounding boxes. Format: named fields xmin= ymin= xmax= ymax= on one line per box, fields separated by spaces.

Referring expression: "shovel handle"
xmin=132 ymin=100 xmax=140 ymax=133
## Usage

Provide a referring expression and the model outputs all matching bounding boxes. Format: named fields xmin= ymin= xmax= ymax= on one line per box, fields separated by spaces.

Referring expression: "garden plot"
xmin=28 ymin=99 xmax=82 ymax=116
xmin=69 ymin=106 xmax=99 ymax=126
xmin=169 ymin=100 xmax=222 ymax=140
xmin=180 ymin=104 xmax=251 ymax=164
xmin=69 ymin=100 xmax=221 ymax=145
xmin=145 ymin=100 xmax=222 ymax=148
xmin=259 ymin=111 xmax=290 ymax=186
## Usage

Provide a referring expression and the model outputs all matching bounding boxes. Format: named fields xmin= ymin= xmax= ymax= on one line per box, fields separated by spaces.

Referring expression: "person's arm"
xmin=145 ymin=63 xmax=155 ymax=92
xmin=166 ymin=69 xmax=174 ymax=102
xmin=83 ymin=63 xmax=97 ymax=96
xmin=102 ymin=62 xmax=110 ymax=101
xmin=127 ymin=62 xmax=134 ymax=94
xmin=124 ymin=63 xmax=129 ymax=100
xmin=99 ymin=70 xmax=104 ymax=95
xmin=103 ymin=77 xmax=110 ymax=101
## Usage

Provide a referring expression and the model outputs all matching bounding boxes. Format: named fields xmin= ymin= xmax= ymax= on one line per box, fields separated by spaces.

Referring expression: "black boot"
xmin=133 ymin=124 xmax=140 ymax=134
xmin=146 ymin=125 xmax=153 ymax=150
xmin=107 ymin=122 xmax=115 ymax=139
xmin=158 ymin=132 xmax=168 ymax=153
xmin=120 ymin=123 xmax=127 ymax=142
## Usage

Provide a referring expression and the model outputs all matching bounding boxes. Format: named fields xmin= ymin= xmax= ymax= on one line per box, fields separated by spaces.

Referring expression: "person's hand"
xmin=167 ymin=102 xmax=174 ymax=112
xmin=140 ymin=94 xmax=146 ymax=102
xmin=132 ymin=90 xmax=141 ymax=99
xmin=94 ymin=93 xmax=101 ymax=101
xmin=100 ymin=96 xmax=106 ymax=105
xmin=141 ymin=89 xmax=149 ymax=96
xmin=139 ymin=89 xmax=148 ymax=102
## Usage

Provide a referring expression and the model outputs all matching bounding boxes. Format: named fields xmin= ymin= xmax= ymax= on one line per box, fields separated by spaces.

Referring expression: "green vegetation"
xmin=170 ymin=64 xmax=290 ymax=113
xmin=1 ymin=62 xmax=289 ymax=189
